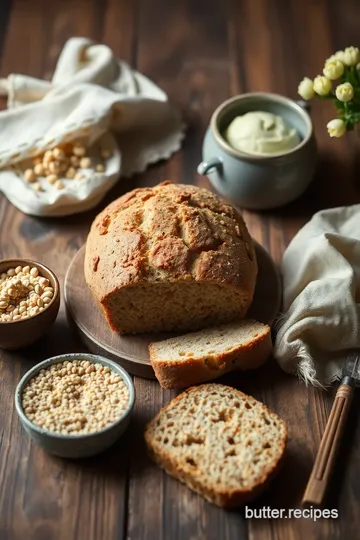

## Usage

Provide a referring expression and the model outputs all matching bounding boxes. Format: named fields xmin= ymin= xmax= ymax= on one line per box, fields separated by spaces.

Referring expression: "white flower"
xmin=323 ymin=59 xmax=344 ymax=80
xmin=334 ymin=50 xmax=346 ymax=62
xmin=327 ymin=119 xmax=346 ymax=138
xmin=313 ymin=75 xmax=332 ymax=96
xmin=335 ymin=82 xmax=354 ymax=102
xmin=325 ymin=52 xmax=343 ymax=63
xmin=356 ymin=63 xmax=360 ymax=71
xmin=343 ymin=46 xmax=360 ymax=66
xmin=298 ymin=77 xmax=314 ymax=100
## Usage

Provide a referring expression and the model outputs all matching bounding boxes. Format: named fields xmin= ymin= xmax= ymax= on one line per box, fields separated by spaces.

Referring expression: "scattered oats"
xmin=48 ymin=161 xmax=61 ymax=174
xmin=20 ymin=142 xmax=107 ymax=187
xmin=54 ymin=180 xmax=64 ymax=190
xmin=52 ymin=148 xmax=66 ymax=161
xmin=70 ymin=155 xmax=80 ymax=167
xmin=34 ymin=164 xmax=45 ymax=176
xmin=24 ymin=169 xmax=36 ymax=183
xmin=80 ymin=157 xmax=91 ymax=169
xmin=43 ymin=150 xmax=54 ymax=162
xmin=72 ymin=144 xmax=86 ymax=157
xmin=66 ymin=167 xmax=76 ymax=179
xmin=47 ymin=174 xmax=57 ymax=185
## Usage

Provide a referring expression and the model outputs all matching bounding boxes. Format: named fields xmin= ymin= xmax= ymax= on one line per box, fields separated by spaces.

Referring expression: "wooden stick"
xmin=302 ymin=384 xmax=354 ymax=506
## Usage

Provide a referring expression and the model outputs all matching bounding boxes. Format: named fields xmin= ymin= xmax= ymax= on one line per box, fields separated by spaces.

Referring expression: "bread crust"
xmin=144 ymin=384 xmax=287 ymax=508
xmin=149 ymin=324 xmax=272 ymax=389
xmin=84 ymin=182 xmax=258 ymax=333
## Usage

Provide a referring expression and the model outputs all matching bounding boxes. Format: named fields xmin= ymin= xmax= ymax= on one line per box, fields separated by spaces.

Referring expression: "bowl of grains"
xmin=0 ymin=259 xmax=60 ymax=350
xmin=15 ymin=353 xmax=135 ymax=458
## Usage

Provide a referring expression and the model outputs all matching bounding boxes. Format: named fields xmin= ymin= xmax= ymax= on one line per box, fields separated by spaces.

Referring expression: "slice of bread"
xmin=144 ymin=384 xmax=287 ymax=508
xmin=149 ymin=320 xmax=272 ymax=389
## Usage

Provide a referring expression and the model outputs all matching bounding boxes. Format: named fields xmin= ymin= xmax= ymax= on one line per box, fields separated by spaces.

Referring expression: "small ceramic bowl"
xmin=15 ymin=353 xmax=135 ymax=459
xmin=0 ymin=259 xmax=60 ymax=350
xmin=197 ymin=92 xmax=317 ymax=209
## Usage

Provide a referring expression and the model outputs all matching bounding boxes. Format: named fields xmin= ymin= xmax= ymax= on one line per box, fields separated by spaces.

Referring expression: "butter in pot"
xmin=224 ymin=111 xmax=301 ymax=156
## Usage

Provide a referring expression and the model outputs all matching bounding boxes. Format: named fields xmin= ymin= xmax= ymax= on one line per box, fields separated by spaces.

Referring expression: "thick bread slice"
xmin=144 ymin=384 xmax=287 ymax=508
xmin=149 ymin=320 xmax=271 ymax=389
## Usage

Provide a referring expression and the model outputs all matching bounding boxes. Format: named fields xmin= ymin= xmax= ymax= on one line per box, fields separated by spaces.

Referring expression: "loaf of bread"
xmin=149 ymin=319 xmax=271 ymax=389
xmin=84 ymin=182 xmax=257 ymax=334
xmin=145 ymin=384 xmax=287 ymax=508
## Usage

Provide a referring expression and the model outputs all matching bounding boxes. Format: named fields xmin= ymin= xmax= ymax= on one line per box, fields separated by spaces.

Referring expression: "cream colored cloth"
xmin=274 ymin=205 xmax=360 ymax=386
xmin=0 ymin=37 xmax=184 ymax=216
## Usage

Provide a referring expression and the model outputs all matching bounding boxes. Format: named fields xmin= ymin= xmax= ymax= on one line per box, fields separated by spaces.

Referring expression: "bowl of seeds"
xmin=15 ymin=353 xmax=135 ymax=458
xmin=0 ymin=259 xmax=60 ymax=350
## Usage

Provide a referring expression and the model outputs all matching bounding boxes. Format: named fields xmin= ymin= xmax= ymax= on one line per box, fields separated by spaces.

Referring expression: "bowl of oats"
xmin=15 ymin=353 xmax=135 ymax=458
xmin=0 ymin=259 xmax=60 ymax=349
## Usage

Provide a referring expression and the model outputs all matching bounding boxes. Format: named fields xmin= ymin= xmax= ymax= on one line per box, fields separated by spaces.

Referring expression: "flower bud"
xmin=335 ymin=82 xmax=354 ymax=102
xmin=334 ymin=50 xmax=346 ymax=62
xmin=343 ymin=46 xmax=360 ymax=66
xmin=327 ymin=119 xmax=346 ymax=138
xmin=323 ymin=59 xmax=344 ymax=80
xmin=298 ymin=77 xmax=314 ymax=100
xmin=313 ymin=75 xmax=332 ymax=96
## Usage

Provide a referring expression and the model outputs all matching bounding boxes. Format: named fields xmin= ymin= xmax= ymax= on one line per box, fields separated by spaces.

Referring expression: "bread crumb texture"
xmin=145 ymin=384 xmax=287 ymax=508
xmin=149 ymin=320 xmax=272 ymax=389
xmin=150 ymin=320 xmax=269 ymax=362
xmin=85 ymin=182 xmax=258 ymax=334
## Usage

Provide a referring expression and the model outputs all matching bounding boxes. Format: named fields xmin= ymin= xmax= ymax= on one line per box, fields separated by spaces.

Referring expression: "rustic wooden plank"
xmin=125 ymin=2 xmax=249 ymax=540
xmin=0 ymin=0 xmax=12 ymax=57
xmin=0 ymin=0 xmax=360 ymax=539
xmin=0 ymin=1 xmax=138 ymax=539
xmin=228 ymin=1 xmax=360 ymax=540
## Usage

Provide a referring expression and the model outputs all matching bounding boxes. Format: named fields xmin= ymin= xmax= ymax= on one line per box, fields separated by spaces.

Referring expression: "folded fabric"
xmin=0 ymin=37 xmax=184 ymax=216
xmin=274 ymin=205 xmax=360 ymax=386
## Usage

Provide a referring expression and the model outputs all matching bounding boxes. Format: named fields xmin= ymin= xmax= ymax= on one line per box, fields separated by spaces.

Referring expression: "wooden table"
xmin=1 ymin=1 xmax=360 ymax=539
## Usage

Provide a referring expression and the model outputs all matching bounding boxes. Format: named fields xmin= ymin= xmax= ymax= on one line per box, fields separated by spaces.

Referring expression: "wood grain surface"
xmin=0 ymin=1 xmax=360 ymax=539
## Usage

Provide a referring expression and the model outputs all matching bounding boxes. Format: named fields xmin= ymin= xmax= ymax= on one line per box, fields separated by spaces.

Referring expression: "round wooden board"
xmin=65 ymin=243 xmax=282 ymax=379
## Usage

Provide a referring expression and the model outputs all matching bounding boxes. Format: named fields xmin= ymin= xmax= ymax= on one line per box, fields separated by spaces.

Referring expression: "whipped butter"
xmin=225 ymin=111 xmax=300 ymax=155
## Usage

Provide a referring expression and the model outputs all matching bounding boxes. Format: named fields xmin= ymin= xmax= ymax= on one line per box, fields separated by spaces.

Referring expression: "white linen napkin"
xmin=0 ymin=37 xmax=185 ymax=216
xmin=274 ymin=204 xmax=360 ymax=386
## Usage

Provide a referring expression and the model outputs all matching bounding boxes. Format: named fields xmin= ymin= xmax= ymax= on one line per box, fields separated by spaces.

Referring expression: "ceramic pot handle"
xmin=197 ymin=158 xmax=223 ymax=176
xmin=296 ymin=99 xmax=311 ymax=113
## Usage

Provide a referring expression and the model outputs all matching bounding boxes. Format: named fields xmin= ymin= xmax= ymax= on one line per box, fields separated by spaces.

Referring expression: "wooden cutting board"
xmin=64 ymin=243 xmax=281 ymax=379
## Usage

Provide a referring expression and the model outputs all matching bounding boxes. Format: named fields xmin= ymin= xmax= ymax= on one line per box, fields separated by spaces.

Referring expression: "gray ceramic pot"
xmin=197 ymin=93 xmax=317 ymax=210
xmin=15 ymin=353 xmax=135 ymax=458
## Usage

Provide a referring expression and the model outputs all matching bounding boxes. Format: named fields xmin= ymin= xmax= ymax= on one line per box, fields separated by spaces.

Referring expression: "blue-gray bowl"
xmin=15 ymin=353 xmax=135 ymax=458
